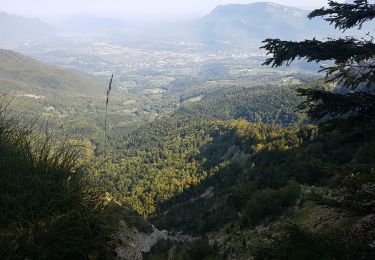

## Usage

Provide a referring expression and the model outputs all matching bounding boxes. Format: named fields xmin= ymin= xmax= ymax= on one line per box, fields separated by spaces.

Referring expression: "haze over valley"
xmin=1 ymin=1 xmax=375 ymax=259
xmin=0 ymin=2 xmax=328 ymax=132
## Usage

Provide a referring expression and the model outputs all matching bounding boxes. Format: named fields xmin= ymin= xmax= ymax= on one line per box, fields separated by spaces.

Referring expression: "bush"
xmin=254 ymin=224 xmax=342 ymax=260
xmin=241 ymin=181 xmax=301 ymax=227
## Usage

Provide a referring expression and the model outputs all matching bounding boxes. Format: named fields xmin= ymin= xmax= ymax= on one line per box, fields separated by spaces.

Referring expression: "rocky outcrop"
xmin=115 ymin=221 xmax=194 ymax=260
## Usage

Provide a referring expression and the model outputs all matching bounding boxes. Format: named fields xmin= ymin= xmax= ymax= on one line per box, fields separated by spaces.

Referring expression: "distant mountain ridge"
xmin=0 ymin=12 xmax=56 ymax=40
xmin=59 ymin=15 xmax=128 ymax=36
xmin=0 ymin=49 xmax=105 ymax=97
xmin=192 ymin=2 xmax=333 ymax=48
xmin=111 ymin=2 xmax=337 ymax=51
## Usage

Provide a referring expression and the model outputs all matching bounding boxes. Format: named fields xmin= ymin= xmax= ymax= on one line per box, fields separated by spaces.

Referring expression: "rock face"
xmin=115 ymin=221 xmax=194 ymax=260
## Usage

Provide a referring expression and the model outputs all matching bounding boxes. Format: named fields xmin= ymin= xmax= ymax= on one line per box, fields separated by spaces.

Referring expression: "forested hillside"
xmin=92 ymin=78 xmax=310 ymax=216
xmin=176 ymin=84 xmax=305 ymax=125
xmin=149 ymin=119 xmax=375 ymax=258
xmin=1 ymin=0 xmax=375 ymax=259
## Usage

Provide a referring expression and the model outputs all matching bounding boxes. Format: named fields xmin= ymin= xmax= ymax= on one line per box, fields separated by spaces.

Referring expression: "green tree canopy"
xmin=261 ymin=0 xmax=375 ymax=123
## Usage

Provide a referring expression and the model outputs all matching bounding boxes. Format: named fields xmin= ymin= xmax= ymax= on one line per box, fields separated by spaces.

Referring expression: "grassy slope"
xmin=0 ymin=107 xmax=119 ymax=259
xmin=0 ymin=49 xmax=105 ymax=97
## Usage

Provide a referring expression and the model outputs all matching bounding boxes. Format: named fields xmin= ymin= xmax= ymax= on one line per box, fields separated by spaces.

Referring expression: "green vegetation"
xmin=152 ymin=118 xmax=375 ymax=226
xmin=1 ymin=1 xmax=375 ymax=259
xmin=0 ymin=49 xmax=105 ymax=96
xmin=145 ymin=1 xmax=375 ymax=258
xmin=0 ymin=104 xmax=119 ymax=259
xmin=262 ymin=0 xmax=375 ymax=123
xmin=254 ymin=224 xmax=342 ymax=260
xmin=177 ymin=84 xmax=305 ymax=125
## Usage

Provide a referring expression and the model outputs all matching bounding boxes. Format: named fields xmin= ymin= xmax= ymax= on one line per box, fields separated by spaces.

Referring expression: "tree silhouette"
xmin=262 ymin=0 xmax=375 ymax=124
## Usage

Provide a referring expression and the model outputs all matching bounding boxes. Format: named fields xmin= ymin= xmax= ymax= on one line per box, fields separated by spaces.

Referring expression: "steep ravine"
xmin=115 ymin=222 xmax=195 ymax=260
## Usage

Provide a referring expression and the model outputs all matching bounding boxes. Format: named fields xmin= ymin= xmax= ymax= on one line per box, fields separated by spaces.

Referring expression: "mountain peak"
xmin=0 ymin=12 xmax=56 ymax=40
xmin=212 ymin=2 xmax=304 ymax=12
xmin=194 ymin=2 xmax=330 ymax=48
xmin=208 ymin=2 xmax=307 ymax=20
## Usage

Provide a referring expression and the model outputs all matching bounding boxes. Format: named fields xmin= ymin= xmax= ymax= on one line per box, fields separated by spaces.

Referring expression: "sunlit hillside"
xmin=1 ymin=1 xmax=374 ymax=259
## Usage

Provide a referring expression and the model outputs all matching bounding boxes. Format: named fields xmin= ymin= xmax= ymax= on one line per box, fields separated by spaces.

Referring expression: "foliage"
xmin=308 ymin=0 xmax=375 ymax=30
xmin=297 ymin=88 xmax=375 ymax=121
xmin=254 ymin=224 xmax=342 ymax=260
xmin=261 ymin=0 xmax=375 ymax=123
xmin=0 ymin=105 xmax=118 ymax=259
xmin=240 ymin=182 xmax=301 ymax=227
xmin=2 ymin=2 xmax=375 ymax=257
xmin=177 ymin=84 xmax=305 ymax=125
xmin=152 ymin=118 xmax=375 ymax=237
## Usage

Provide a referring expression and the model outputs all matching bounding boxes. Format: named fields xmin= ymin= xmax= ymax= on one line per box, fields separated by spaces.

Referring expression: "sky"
xmin=0 ymin=0 xmax=345 ymax=21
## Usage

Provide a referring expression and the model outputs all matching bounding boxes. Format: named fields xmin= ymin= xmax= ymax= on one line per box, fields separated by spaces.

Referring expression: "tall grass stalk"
xmin=0 ymin=98 xmax=119 ymax=259
xmin=104 ymin=74 xmax=113 ymax=159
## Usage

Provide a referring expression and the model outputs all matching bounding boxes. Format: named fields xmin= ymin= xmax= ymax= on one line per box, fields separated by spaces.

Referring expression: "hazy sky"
xmin=0 ymin=0 xmax=345 ymax=21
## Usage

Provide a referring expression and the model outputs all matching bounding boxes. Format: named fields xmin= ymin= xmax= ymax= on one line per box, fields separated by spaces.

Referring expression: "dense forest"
xmin=1 ymin=0 xmax=375 ymax=259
